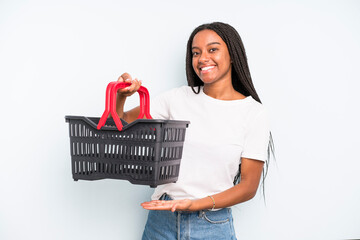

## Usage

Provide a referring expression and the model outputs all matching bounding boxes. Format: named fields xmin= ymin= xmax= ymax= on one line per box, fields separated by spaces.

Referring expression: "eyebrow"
xmin=192 ymin=42 xmax=221 ymax=50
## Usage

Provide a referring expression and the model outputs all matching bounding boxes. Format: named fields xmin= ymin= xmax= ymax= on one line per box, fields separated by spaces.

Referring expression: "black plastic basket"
xmin=65 ymin=82 xmax=189 ymax=187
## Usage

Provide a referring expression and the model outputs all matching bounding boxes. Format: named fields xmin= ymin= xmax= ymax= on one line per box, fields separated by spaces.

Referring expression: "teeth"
xmin=201 ymin=66 xmax=214 ymax=71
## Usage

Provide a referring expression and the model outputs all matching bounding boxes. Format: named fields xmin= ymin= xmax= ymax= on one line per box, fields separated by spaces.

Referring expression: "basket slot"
xmin=140 ymin=129 xmax=156 ymax=141
xmin=102 ymin=144 xmax=155 ymax=161
xmin=72 ymin=142 xmax=100 ymax=158
xmin=74 ymin=123 xmax=77 ymax=136
xmin=175 ymin=129 xmax=179 ymax=141
xmin=124 ymin=146 xmax=131 ymax=160
xmin=71 ymin=142 xmax=75 ymax=156
xmin=119 ymin=145 xmax=126 ymax=159
xmin=99 ymin=128 xmax=156 ymax=142
xmin=75 ymin=123 xmax=85 ymax=137
xmin=88 ymin=163 xmax=95 ymax=174
xmin=178 ymin=129 xmax=184 ymax=141
xmin=98 ymin=162 xmax=104 ymax=173
xmin=80 ymin=124 xmax=84 ymax=137
xmin=160 ymin=146 xmax=183 ymax=161
xmin=159 ymin=165 xmax=179 ymax=180
xmin=94 ymin=144 xmax=100 ymax=157
xmin=74 ymin=160 xmax=96 ymax=175
xmin=102 ymin=163 xmax=107 ymax=173
xmin=173 ymin=128 xmax=177 ymax=141
xmin=105 ymin=144 xmax=114 ymax=158
xmin=108 ymin=163 xmax=113 ymax=173
xmin=112 ymin=165 xmax=154 ymax=180
xmin=163 ymin=128 xmax=185 ymax=142
xmin=126 ymin=146 xmax=131 ymax=159
xmin=98 ymin=162 xmax=110 ymax=173
xmin=70 ymin=122 xmax=99 ymax=139
xmin=80 ymin=142 xmax=83 ymax=155
xmin=74 ymin=123 xmax=77 ymax=137
xmin=163 ymin=129 xmax=168 ymax=141
xmin=70 ymin=123 xmax=74 ymax=137
xmin=175 ymin=128 xmax=186 ymax=142
xmin=87 ymin=161 xmax=94 ymax=174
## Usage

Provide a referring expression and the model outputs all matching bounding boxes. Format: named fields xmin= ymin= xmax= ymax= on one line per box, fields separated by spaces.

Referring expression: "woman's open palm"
xmin=141 ymin=199 xmax=193 ymax=212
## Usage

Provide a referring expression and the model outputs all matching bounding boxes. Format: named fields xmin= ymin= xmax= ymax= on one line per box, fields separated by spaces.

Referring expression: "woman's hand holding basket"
xmin=114 ymin=72 xmax=143 ymax=123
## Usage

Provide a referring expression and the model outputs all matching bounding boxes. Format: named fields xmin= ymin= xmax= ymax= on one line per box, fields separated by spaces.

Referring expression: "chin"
xmin=200 ymin=78 xmax=218 ymax=85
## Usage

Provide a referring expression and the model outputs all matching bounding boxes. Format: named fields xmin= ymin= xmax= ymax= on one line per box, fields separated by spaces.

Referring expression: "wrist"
xmin=188 ymin=199 xmax=201 ymax=211
xmin=208 ymin=195 xmax=216 ymax=211
xmin=116 ymin=92 xmax=127 ymax=103
xmin=115 ymin=94 xmax=126 ymax=117
xmin=190 ymin=196 xmax=215 ymax=211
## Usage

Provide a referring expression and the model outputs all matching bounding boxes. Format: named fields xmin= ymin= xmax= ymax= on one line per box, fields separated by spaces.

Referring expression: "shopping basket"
xmin=65 ymin=81 xmax=190 ymax=187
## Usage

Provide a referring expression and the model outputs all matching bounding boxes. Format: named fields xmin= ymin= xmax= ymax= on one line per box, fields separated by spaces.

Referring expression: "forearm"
xmin=115 ymin=94 xmax=127 ymax=119
xmin=191 ymin=181 xmax=259 ymax=211
xmin=111 ymin=93 xmax=141 ymax=123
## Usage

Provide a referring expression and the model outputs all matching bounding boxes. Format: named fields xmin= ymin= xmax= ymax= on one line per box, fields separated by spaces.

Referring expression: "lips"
xmin=200 ymin=65 xmax=215 ymax=73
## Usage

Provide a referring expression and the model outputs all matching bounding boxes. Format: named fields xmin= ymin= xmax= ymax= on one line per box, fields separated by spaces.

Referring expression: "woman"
xmin=116 ymin=22 xmax=271 ymax=240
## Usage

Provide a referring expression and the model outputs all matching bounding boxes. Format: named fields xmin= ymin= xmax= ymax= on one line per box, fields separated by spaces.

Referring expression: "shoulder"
xmin=229 ymin=96 xmax=266 ymax=114
xmin=169 ymin=85 xmax=194 ymax=95
xmin=240 ymin=97 xmax=270 ymax=124
xmin=155 ymin=85 xmax=195 ymax=99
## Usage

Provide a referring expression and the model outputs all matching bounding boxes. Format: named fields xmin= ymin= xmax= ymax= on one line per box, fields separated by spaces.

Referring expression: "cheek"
xmin=217 ymin=54 xmax=231 ymax=68
xmin=217 ymin=53 xmax=227 ymax=62
xmin=192 ymin=60 xmax=199 ymax=74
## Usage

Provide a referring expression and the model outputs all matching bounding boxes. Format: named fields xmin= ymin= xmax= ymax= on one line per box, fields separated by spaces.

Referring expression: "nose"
xmin=198 ymin=51 xmax=210 ymax=63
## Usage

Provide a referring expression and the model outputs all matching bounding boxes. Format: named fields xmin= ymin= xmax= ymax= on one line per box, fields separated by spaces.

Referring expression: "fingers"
xmin=141 ymin=200 xmax=173 ymax=210
xmin=127 ymin=78 xmax=142 ymax=91
xmin=120 ymin=72 xmax=132 ymax=81
xmin=140 ymin=199 xmax=191 ymax=212
xmin=171 ymin=202 xmax=179 ymax=212
xmin=116 ymin=73 xmax=142 ymax=97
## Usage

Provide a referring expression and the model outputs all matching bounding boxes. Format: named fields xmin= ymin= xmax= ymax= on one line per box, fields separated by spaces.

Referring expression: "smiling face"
xmin=191 ymin=29 xmax=232 ymax=86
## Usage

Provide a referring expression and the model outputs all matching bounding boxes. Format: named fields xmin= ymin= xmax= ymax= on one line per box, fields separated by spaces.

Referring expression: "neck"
xmin=203 ymin=81 xmax=245 ymax=100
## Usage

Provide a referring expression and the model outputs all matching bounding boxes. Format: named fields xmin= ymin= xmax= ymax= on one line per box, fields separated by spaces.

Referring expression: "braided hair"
xmin=186 ymin=22 xmax=275 ymax=193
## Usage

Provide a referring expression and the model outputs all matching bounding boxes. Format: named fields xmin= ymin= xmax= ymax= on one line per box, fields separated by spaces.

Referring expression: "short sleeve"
xmin=242 ymin=108 xmax=270 ymax=162
xmin=149 ymin=90 xmax=172 ymax=120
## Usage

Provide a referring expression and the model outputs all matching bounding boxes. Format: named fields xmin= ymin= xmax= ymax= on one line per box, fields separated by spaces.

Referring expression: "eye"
xmin=209 ymin=48 xmax=218 ymax=53
xmin=192 ymin=51 xmax=199 ymax=57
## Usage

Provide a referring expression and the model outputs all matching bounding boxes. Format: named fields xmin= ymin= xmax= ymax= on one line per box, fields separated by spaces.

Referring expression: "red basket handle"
xmin=97 ymin=81 xmax=152 ymax=131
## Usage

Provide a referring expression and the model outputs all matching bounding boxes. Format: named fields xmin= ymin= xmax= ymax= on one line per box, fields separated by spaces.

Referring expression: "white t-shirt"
xmin=150 ymin=86 xmax=270 ymax=200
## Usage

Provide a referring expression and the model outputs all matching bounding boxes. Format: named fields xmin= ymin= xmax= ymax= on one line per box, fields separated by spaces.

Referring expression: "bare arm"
xmin=141 ymin=157 xmax=264 ymax=212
